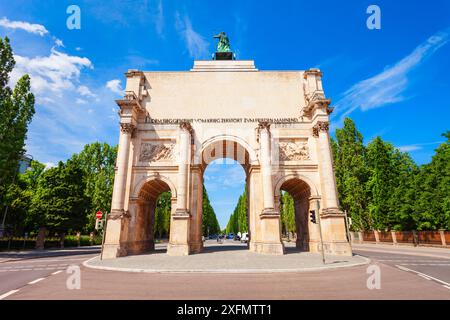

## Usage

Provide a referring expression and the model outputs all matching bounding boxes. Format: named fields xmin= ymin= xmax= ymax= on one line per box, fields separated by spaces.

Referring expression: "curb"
xmin=82 ymin=254 xmax=371 ymax=274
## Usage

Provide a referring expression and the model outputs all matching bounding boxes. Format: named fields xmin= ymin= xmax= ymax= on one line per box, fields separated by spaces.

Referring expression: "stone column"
xmin=111 ymin=123 xmax=135 ymax=212
xmin=312 ymin=121 xmax=352 ymax=256
xmin=256 ymin=122 xmax=284 ymax=255
xmin=102 ymin=122 xmax=135 ymax=259
xmin=259 ymin=122 xmax=275 ymax=211
xmin=167 ymin=122 xmax=192 ymax=256
xmin=313 ymin=121 xmax=339 ymax=209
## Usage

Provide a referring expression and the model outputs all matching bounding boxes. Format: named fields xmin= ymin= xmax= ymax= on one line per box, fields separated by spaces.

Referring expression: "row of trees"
xmin=3 ymin=143 xmax=117 ymax=238
xmin=225 ymin=187 xmax=248 ymax=234
xmin=332 ymin=118 xmax=449 ymax=232
xmin=153 ymin=186 xmax=221 ymax=239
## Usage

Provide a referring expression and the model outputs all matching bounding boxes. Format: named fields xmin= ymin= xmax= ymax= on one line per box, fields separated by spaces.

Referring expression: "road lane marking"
xmin=443 ymin=285 xmax=450 ymax=290
xmin=395 ymin=265 xmax=450 ymax=287
xmin=418 ymin=274 xmax=431 ymax=280
xmin=28 ymin=278 xmax=45 ymax=285
xmin=52 ymin=270 xmax=62 ymax=275
xmin=0 ymin=290 xmax=20 ymax=300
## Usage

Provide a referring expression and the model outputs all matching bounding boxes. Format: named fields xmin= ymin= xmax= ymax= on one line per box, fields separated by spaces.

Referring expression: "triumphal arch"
xmin=102 ymin=47 xmax=352 ymax=259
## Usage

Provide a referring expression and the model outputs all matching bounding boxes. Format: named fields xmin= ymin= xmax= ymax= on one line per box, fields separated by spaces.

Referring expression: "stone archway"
xmin=199 ymin=138 xmax=253 ymax=249
xmin=102 ymin=59 xmax=353 ymax=259
xmin=125 ymin=178 xmax=174 ymax=255
xmin=276 ymin=177 xmax=313 ymax=251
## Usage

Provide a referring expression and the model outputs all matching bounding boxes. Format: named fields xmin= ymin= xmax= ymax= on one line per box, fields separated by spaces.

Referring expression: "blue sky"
xmin=1 ymin=0 xmax=449 ymax=228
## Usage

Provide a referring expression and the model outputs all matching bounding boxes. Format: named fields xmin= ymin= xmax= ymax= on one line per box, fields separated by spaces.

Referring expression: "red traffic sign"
xmin=96 ymin=211 xmax=103 ymax=219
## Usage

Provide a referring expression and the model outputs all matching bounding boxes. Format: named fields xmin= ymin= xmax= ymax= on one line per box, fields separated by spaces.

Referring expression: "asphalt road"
xmin=0 ymin=250 xmax=99 ymax=299
xmin=1 ymin=244 xmax=449 ymax=300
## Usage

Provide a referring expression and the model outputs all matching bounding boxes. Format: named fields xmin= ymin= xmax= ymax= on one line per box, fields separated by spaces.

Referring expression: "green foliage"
xmin=226 ymin=186 xmax=248 ymax=234
xmin=413 ymin=132 xmax=450 ymax=230
xmin=29 ymin=160 xmax=88 ymax=233
xmin=3 ymin=161 xmax=45 ymax=235
xmin=333 ymin=118 xmax=369 ymax=231
xmin=154 ymin=191 xmax=171 ymax=239
xmin=280 ymin=192 xmax=295 ymax=236
xmin=331 ymin=117 xmax=449 ymax=232
xmin=70 ymin=142 xmax=117 ymax=231
xmin=202 ymin=185 xmax=221 ymax=236
xmin=0 ymin=36 xmax=35 ymax=202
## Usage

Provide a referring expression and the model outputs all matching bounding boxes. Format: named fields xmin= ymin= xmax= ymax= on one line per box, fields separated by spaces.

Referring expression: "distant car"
xmin=234 ymin=234 xmax=240 ymax=241
xmin=227 ymin=233 xmax=234 ymax=239
xmin=240 ymin=232 xmax=249 ymax=243
xmin=208 ymin=234 xmax=217 ymax=240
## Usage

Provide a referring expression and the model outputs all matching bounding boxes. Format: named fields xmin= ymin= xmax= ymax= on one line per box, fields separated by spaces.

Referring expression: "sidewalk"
xmin=0 ymin=246 xmax=101 ymax=263
xmin=85 ymin=241 xmax=368 ymax=273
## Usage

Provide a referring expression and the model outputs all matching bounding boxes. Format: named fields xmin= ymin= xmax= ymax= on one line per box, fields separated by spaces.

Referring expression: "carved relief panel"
xmin=278 ymin=139 xmax=310 ymax=161
xmin=139 ymin=140 xmax=175 ymax=162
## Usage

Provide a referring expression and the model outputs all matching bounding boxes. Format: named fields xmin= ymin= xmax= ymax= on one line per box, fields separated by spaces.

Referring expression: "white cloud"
xmin=398 ymin=145 xmax=422 ymax=152
xmin=333 ymin=28 xmax=450 ymax=121
xmin=11 ymin=48 xmax=93 ymax=99
xmin=76 ymin=98 xmax=87 ymax=105
xmin=175 ymin=12 xmax=209 ymax=59
xmin=77 ymin=85 xmax=97 ymax=98
xmin=106 ymin=79 xmax=123 ymax=95
xmin=0 ymin=17 xmax=48 ymax=36
xmin=397 ymin=141 xmax=443 ymax=153
xmin=44 ymin=162 xmax=56 ymax=170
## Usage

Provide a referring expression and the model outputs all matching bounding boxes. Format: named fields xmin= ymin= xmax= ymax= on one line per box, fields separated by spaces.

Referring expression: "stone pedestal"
xmin=167 ymin=210 xmax=191 ymax=256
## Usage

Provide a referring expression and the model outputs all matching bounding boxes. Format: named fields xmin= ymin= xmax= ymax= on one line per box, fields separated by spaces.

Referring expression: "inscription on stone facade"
xmin=278 ymin=140 xmax=310 ymax=161
xmin=139 ymin=142 xmax=174 ymax=162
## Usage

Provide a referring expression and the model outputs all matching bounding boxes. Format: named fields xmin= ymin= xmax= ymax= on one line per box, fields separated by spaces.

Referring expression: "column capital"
xmin=312 ymin=121 xmax=330 ymax=138
xmin=257 ymin=121 xmax=271 ymax=132
xmin=120 ymin=122 xmax=136 ymax=135
xmin=108 ymin=209 xmax=131 ymax=220
xmin=179 ymin=121 xmax=193 ymax=135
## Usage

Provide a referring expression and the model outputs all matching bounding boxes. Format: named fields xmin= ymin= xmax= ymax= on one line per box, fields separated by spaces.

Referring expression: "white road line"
xmin=395 ymin=265 xmax=450 ymax=287
xmin=443 ymin=285 xmax=450 ymax=290
xmin=28 ymin=278 xmax=45 ymax=285
xmin=0 ymin=290 xmax=20 ymax=300
xmin=418 ymin=274 xmax=431 ymax=280
xmin=52 ymin=270 xmax=62 ymax=275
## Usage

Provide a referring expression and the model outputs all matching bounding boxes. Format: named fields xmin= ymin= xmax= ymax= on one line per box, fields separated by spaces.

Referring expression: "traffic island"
xmin=84 ymin=242 xmax=369 ymax=273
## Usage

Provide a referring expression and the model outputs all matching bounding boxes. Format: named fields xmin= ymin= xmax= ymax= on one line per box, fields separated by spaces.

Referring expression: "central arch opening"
xmin=201 ymin=139 xmax=252 ymax=252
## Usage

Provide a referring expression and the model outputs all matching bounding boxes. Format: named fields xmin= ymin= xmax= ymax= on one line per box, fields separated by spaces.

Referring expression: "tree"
xmin=332 ymin=118 xmax=369 ymax=231
xmin=414 ymin=132 xmax=450 ymax=230
xmin=30 ymin=160 xmax=88 ymax=237
xmin=366 ymin=137 xmax=397 ymax=230
xmin=3 ymin=161 xmax=45 ymax=235
xmin=202 ymin=186 xmax=220 ymax=236
xmin=0 ymin=37 xmax=35 ymax=197
xmin=280 ymin=192 xmax=295 ymax=238
xmin=225 ymin=187 xmax=248 ymax=234
xmin=387 ymin=150 xmax=418 ymax=230
xmin=70 ymin=142 xmax=117 ymax=231
xmin=154 ymin=191 xmax=171 ymax=239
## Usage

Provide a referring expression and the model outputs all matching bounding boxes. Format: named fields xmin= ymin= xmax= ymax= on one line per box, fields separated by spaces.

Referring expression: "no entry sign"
xmin=96 ymin=211 xmax=103 ymax=219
